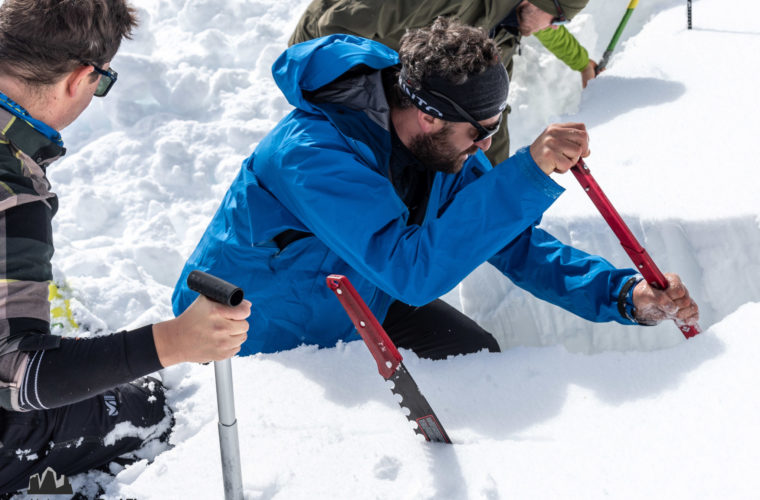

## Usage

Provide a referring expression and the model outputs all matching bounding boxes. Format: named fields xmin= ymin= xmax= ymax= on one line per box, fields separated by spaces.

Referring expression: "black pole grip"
xmin=187 ymin=270 xmax=244 ymax=306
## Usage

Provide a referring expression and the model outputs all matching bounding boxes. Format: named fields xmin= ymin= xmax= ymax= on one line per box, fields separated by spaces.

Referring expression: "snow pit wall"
xmin=456 ymin=215 xmax=760 ymax=354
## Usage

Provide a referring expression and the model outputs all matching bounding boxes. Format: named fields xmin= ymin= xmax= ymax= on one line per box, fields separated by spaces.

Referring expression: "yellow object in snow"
xmin=48 ymin=281 xmax=79 ymax=329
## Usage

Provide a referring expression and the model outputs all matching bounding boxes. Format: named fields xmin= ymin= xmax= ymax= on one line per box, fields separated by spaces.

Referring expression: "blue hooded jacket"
xmin=172 ymin=35 xmax=637 ymax=356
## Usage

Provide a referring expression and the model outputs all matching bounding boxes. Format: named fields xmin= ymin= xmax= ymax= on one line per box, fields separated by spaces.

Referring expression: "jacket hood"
xmin=528 ymin=0 xmax=589 ymax=20
xmin=272 ymin=34 xmax=399 ymax=114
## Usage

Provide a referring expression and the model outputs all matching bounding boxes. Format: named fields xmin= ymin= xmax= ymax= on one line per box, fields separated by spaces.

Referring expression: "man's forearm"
xmin=490 ymin=225 xmax=638 ymax=324
xmin=17 ymin=326 xmax=162 ymax=411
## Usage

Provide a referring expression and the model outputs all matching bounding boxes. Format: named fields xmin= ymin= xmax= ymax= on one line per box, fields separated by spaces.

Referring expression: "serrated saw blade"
xmin=326 ymin=274 xmax=452 ymax=444
xmin=389 ymin=363 xmax=451 ymax=443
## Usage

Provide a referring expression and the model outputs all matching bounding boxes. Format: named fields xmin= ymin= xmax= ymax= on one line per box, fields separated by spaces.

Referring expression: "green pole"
xmin=596 ymin=0 xmax=639 ymax=74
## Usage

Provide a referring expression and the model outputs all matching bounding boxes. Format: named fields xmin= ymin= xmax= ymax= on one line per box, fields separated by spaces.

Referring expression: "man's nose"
xmin=474 ymin=136 xmax=492 ymax=151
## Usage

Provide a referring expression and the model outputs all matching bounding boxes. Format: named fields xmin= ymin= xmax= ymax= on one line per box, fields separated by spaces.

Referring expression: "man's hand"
xmin=153 ymin=295 xmax=251 ymax=367
xmin=632 ymin=273 xmax=700 ymax=326
xmin=529 ymin=122 xmax=590 ymax=175
xmin=518 ymin=0 xmax=554 ymax=36
xmin=581 ymin=59 xmax=600 ymax=88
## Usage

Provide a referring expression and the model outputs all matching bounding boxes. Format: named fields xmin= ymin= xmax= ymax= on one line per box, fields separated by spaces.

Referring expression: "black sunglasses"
xmin=550 ymin=0 xmax=568 ymax=25
xmin=427 ymin=88 xmax=502 ymax=143
xmin=87 ymin=63 xmax=118 ymax=97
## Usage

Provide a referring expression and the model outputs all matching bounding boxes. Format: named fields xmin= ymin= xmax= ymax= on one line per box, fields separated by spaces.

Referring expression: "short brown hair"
xmin=0 ymin=0 xmax=139 ymax=86
xmin=389 ymin=17 xmax=500 ymax=109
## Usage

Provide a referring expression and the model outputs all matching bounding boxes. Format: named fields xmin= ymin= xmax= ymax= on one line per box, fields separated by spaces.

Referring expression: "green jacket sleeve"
xmin=534 ymin=26 xmax=590 ymax=72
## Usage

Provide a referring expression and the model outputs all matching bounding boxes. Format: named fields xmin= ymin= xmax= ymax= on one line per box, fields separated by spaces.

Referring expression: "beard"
xmin=408 ymin=124 xmax=479 ymax=174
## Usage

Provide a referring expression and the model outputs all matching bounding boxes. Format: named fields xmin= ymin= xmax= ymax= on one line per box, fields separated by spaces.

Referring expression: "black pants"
xmin=0 ymin=376 xmax=171 ymax=495
xmin=382 ymin=299 xmax=500 ymax=360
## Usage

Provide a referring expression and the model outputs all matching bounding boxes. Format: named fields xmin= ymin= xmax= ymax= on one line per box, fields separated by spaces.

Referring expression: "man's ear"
xmin=63 ymin=64 xmax=95 ymax=97
xmin=416 ymin=109 xmax=444 ymax=134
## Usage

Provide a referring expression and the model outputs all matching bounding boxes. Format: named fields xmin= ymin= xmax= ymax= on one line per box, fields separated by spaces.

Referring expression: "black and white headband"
xmin=398 ymin=63 xmax=509 ymax=122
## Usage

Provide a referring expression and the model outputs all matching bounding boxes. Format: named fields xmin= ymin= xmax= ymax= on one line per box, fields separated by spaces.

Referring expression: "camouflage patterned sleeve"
xmin=0 ymin=110 xmax=164 ymax=412
xmin=0 ymin=111 xmax=62 ymax=411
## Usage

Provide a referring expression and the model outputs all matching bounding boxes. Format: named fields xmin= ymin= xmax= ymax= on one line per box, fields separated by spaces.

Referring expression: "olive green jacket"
xmin=289 ymin=0 xmax=589 ymax=163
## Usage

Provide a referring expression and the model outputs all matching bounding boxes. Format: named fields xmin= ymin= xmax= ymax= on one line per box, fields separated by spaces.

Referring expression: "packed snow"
xmin=13 ymin=0 xmax=760 ymax=497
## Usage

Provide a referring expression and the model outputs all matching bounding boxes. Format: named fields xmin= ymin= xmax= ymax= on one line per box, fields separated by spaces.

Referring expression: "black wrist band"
xmin=617 ymin=275 xmax=641 ymax=322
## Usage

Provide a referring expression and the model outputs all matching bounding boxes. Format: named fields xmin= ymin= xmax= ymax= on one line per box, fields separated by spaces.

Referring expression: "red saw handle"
xmin=326 ymin=275 xmax=403 ymax=378
xmin=570 ymin=159 xmax=700 ymax=338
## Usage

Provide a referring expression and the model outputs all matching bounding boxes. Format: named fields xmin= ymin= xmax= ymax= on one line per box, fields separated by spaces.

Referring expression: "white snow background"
xmin=15 ymin=0 xmax=760 ymax=497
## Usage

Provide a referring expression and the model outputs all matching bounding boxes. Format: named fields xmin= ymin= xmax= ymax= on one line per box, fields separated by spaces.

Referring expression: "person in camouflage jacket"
xmin=290 ymin=0 xmax=595 ymax=165
xmin=0 ymin=0 xmax=250 ymax=494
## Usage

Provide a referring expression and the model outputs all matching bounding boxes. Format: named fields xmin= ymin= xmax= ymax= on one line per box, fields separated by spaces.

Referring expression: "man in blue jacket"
xmin=173 ymin=17 xmax=699 ymax=359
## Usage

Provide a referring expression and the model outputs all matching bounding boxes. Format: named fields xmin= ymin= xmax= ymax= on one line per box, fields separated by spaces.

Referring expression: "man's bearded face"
xmin=408 ymin=123 xmax=479 ymax=174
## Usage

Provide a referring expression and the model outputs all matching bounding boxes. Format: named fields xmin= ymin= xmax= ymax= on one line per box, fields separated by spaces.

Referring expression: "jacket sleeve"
xmin=534 ymin=26 xmax=590 ymax=71
xmin=0 ymin=157 xmax=57 ymax=411
xmin=289 ymin=0 xmax=487 ymax=49
xmin=256 ymin=120 xmax=564 ymax=305
xmin=488 ymin=223 xmax=638 ymax=324
xmin=17 ymin=327 xmax=163 ymax=411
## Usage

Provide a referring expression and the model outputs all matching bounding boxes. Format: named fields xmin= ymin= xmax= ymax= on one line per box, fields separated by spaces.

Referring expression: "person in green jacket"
xmin=289 ymin=0 xmax=596 ymax=165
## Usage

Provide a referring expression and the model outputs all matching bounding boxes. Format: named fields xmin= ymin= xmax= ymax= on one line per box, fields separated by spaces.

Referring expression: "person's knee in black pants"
xmin=0 ymin=376 xmax=173 ymax=495
xmin=382 ymin=299 xmax=501 ymax=360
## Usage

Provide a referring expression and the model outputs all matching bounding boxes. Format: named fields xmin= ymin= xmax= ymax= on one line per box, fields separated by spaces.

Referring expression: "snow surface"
xmin=13 ymin=0 xmax=760 ymax=498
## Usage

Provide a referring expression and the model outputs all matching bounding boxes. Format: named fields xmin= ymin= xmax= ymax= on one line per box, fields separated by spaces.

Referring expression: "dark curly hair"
xmin=388 ymin=16 xmax=501 ymax=109
xmin=0 ymin=0 xmax=138 ymax=86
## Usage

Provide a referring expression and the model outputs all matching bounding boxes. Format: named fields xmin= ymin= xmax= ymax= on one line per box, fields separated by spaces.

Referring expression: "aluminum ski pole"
xmin=596 ymin=0 xmax=639 ymax=75
xmin=570 ymin=160 xmax=701 ymax=339
xmin=187 ymin=270 xmax=245 ymax=500
xmin=687 ymin=0 xmax=692 ymax=30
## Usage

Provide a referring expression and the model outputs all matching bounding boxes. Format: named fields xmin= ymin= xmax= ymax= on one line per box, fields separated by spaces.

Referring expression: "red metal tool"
xmin=327 ymin=274 xmax=452 ymax=443
xmin=570 ymin=159 xmax=700 ymax=338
